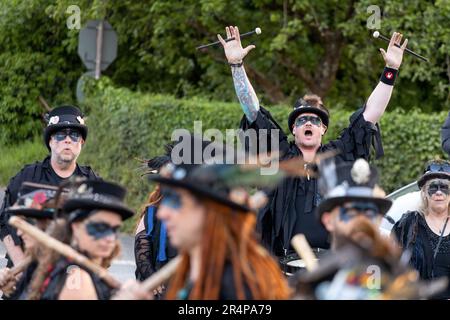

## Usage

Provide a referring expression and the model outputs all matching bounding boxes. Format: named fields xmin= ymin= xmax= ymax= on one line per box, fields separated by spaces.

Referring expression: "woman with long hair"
xmin=26 ymin=179 xmax=134 ymax=300
xmin=150 ymin=162 xmax=291 ymax=299
xmin=134 ymin=145 xmax=177 ymax=297
xmin=392 ymin=160 xmax=450 ymax=299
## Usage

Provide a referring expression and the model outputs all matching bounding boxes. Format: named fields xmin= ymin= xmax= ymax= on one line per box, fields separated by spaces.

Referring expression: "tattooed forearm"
xmin=231 ymin=66 xmax=260 ymax=123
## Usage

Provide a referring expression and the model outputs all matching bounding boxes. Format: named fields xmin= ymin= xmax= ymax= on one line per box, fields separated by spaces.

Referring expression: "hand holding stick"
xmin=291 ymin=234 xmax=318 ymax=272
xmin=9 ymin=216 xmax=121 ymax=289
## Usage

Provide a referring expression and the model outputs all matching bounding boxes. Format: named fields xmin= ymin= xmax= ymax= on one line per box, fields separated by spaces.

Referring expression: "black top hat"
xmin=287 ymin=98 xmax=330 ymax=134
xmin=149 ymin=163 xmax=250 ymax=212
xmin=316 ymin=158 xmax=392 ymax=218
xmin=6 ymin=182 xmax=60 ymax=219
xmin=63 ymin=180 xmax=134 ymax=222
xmin=417 ymin=160 xmax=450 ymax=189
xmin=43 ymin=105 xmax=88 ymax=150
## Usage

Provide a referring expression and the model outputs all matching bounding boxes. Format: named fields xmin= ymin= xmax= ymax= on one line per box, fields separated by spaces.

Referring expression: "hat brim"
xmin=417 ymin=172 xmax=450 ymax=189
xmin=149 ymin=175 xmax=250 ymax=213
xmin=288 ymin=107 xmax=329 ymax=134
xmin=6 ymin=208 xmax=54 ymax=219
xmin=316 ymin=196 xmax=392 ymax=219
xmin=44 ymin=123 xmax=88 ymax=150
xmin=63 ymin=199 xmax=134 ymax=221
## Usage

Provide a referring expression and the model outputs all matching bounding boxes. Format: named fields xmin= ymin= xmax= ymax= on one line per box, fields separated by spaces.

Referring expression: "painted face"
xmin=292 ymin=112 xmax=326 ymax=148
xmin=322 ymin=201 xmax=382 ymax=237
xmin=72 ymin=210 xmax=122 ymax=259
xmin=157 ymin=187 xmax=205 ymax=252
xmin=425 ymin=179 xmax=450 ymax=212
xmin=49 ymin=129 xmax=84 ymax=164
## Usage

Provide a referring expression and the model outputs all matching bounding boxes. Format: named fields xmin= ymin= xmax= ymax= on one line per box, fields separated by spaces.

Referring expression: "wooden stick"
xmin=10 ymin=256 xmax=33 ymax=276
xmin=38 ymin=96 xmax=52 ymax=112
xmin=140 ymin=255 xmax=181 ymax=292
xmin=291 ymin=234 xmax=318 ymax=272
xmin=9 ymin=216 xmax=121 ymax=289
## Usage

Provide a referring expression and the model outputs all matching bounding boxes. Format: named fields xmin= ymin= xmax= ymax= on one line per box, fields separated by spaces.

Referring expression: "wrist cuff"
xmin=380 ymin=67 xmax=398 ymax=85
xmin=229 ymin=61 xmax=243 ymax=68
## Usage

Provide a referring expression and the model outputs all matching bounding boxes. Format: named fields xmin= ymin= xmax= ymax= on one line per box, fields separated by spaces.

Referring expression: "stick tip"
xmin=373 ymin=31 xmax=380 ymax=38
xmin=255 ymin=27 xmax=262 ymax=35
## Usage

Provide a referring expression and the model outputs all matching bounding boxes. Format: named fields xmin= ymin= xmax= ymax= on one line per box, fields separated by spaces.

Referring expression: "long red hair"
xmin=165 ymin=199 xmax=291 ymax=300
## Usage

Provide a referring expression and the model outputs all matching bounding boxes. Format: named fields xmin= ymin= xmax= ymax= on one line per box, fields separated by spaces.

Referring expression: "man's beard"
xmin=56 ymin=151 xmax=76 ymax=167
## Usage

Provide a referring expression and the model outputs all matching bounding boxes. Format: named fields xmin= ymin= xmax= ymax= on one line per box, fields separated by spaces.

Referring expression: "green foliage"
xmin=1 ymin=0 xmax=449 ymax=146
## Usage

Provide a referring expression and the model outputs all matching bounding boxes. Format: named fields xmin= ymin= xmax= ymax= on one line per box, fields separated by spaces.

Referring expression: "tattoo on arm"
xmin=231 ymin=66 xmax=260 ymax=122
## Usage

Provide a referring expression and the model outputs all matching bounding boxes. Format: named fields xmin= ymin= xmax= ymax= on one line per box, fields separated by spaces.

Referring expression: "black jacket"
xmin=239 ymin=106 xmax=384 ymax=257
xmin=0 ymin=156 xmax=100 ymax=264
xmin=391 ymin=211 xmax=435 ymax=279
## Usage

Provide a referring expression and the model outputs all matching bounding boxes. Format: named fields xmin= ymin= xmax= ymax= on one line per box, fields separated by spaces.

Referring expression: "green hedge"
xmin=1 ymin=80 xmax=447 ymax=232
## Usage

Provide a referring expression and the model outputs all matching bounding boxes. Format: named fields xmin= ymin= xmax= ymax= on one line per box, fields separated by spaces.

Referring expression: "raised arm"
xmin=364 ymin=32 xmax=408 ymax=124
xmin=218 ymin=26 xmax=260 ymax=123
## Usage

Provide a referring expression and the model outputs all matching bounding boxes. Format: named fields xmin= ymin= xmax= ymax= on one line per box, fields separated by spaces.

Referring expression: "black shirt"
xmin=240 ymin=106 xmax=383 ymax=257
xmin=0 ymin=156 xmax=100 ymax=266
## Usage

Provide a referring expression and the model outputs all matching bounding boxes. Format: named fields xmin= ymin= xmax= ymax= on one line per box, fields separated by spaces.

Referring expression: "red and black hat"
xmin=5 ymin=182 xmax=61 ymax=219
xmin=287 ymin=98 xmax=330 ymax=134
xmin=43 ymin=105 xmax=88 ymax=150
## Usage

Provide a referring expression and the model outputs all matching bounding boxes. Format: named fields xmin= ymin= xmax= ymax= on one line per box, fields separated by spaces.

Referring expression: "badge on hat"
xmin=48 ymin=116 xmax=60 ymax=126
xmin=77 ymin=116 xmax=85 ymax=125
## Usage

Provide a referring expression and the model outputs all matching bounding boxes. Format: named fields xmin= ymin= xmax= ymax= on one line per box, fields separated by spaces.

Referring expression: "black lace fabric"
xmin=134 ymin=230 xmax=155 ymax=281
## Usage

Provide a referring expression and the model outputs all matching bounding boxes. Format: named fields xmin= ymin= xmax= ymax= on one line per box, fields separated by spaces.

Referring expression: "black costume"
xmin=176 ymin=264 xmax=253 ymax=300
xmin=0 ymin=156 xmax=99 ymax=267
xmin=134 ymin=205 xmax=177 ymax=281
xmin=392 ymin=211 xmax=450 ymax=299
xmin=239 ymin=106 xmax=383 ymax=257
xmin=39 ymin=257 xmax=113 ymax=300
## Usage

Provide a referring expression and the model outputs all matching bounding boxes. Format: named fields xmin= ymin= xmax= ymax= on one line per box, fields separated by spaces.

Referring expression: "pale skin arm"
xmin=218 ymin=26 xmax=260 ymax=123
xmin=3 ymin=235 xmax=25 ymax=266
xmin=363 ymin=32 xmax=408 ymax=124
xmin=58 ymin=268 xmax=98 ymax=300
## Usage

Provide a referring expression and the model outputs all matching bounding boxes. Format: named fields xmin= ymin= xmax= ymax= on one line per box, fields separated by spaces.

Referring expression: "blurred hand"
xmin=218 ymin=26 xmax=255 ymax=64
xmin=112 ymin=280 xmax=154 ymax=300
xmin=379 ymin=32 xmax=408 ymax=70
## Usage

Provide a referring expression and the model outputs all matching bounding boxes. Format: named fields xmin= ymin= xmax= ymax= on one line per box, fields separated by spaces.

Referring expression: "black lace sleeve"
xmin=134 ymin=230 xmax=155 ymax=281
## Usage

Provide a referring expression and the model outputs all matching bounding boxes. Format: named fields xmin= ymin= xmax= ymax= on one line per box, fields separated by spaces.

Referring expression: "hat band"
xmin=328 ymin=186 xmax=374 ymax=198
xmin=68 ymin=193 xmax=124 ymax=207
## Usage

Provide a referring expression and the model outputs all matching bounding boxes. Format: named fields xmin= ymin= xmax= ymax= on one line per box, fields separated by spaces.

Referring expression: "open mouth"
xmin=304 ymin=130 xmax=313 ymax=136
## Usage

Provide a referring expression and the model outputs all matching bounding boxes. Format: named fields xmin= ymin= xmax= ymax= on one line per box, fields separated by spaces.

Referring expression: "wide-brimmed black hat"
xmin=316 ymin=158 xmax=392 ymax=218
xmin=150 ymin=163 xmax=250 ymax=212
xmin=63 ymin=180 xmax=134 ymax=222
xmin=43 ymin=105 xmax=88 ymax=150
xmin=5 ymin=182 xmax=61 ymax=219
xmin=417 ymin=160 xmax=450 ymax=189
xmin=287 ymin=98 xmax=330 ymax=134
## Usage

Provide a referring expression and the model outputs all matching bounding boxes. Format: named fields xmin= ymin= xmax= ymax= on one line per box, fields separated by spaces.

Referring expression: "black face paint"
xmin=85 ymin=221 xmax=120 ymax=240
xmin=338 ymin=202 xmax=380 ymax=223
xmin=428 ymin=181 xmax=450 ymax=196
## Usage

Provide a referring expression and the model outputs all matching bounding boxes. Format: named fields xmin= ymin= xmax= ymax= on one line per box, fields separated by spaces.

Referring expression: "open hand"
xmin=217 ymin=26 xmax=255 ymax=64
xmin=380 ymin=32 xmax=408 ymax=70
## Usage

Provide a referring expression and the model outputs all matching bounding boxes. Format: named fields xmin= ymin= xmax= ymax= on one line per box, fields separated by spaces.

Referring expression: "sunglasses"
xmin=428 ymin=181 xmax=450 ymax=196
xmin=339 ymin=202 xmax=380 ymax=222
xmin=85 ymin=221 xmax=121 ymax=240
xmin=160 ymin=188 xmax=182 ymax=210
xmin=52 ymin=129 xmax=81 ymax=142
xmin=295 ymin=115 xmax=322 ymax=127
xmin=426 ymin=163 xmax=450 ymax=173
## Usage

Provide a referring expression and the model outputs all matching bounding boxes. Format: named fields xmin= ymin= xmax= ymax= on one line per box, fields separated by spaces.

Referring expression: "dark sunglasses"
xmin=428 ymin=181 xmax=450 ymax=196
xmin=426 ymin=163 xmax=450 ymax=173
xmin=85 ymin=221 xmax=120 ymax=240
xmin=160 ymin=188 xmax=182 ymax=210
xmin=295 ymin=115 xmax=322 ymax=127
xmin=52 ymin=129 xmax=81 ymax=142
xmin=339 ymin=202 xmax=380 ymax=222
